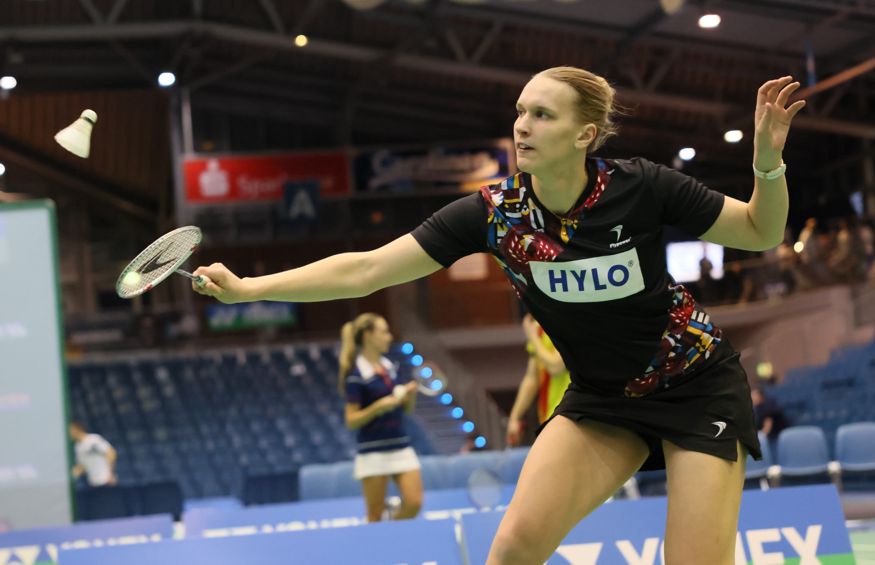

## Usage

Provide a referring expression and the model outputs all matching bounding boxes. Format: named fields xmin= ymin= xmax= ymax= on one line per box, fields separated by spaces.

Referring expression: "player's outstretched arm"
xmin=192 ymin=234 xmax=442 ymax=304
xmin=701 ymin=76 xmax=805 ymax=251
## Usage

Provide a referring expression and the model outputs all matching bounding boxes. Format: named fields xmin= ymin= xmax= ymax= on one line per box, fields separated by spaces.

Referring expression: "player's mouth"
xmin=516 ymin=142 xmax=534 ymax=153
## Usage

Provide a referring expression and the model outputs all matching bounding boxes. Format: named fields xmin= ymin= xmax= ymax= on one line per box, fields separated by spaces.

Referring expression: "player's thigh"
xmin=361 ymin=475 xmax=389 ymax=512
xmin=393 ymin=468 xmax=423 ymax=507
xmin=490 ymin=416 xmax=649 ymax=560
xmin=663 ymin=440 xmax=746 ymax=565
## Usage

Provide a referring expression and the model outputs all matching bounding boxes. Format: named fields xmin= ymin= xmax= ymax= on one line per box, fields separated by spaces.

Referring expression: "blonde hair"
xmin=536 ymin=66 xmax=621 ymax=153
xmin=338 ymin=312 xmax=382 ymax=394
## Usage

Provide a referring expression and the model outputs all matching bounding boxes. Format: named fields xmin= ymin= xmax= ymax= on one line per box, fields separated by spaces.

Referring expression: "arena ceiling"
xmin=0 ymin=0 xmax=874 ymax=227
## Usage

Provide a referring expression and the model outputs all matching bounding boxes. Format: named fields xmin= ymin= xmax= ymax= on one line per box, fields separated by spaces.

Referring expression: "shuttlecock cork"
xmin=54 ymin=109 xmax=97 ymax=158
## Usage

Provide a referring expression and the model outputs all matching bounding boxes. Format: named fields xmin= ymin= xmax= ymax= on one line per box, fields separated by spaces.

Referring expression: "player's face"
xmin=514 ymin=75 xmax=591 ymax=175
xmin=364 ymin=317 xmax=393 ymax=354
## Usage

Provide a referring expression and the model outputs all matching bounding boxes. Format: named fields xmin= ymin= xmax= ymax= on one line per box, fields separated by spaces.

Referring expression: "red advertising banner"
xmin=183 ymin=151 xmax=350 ymax=203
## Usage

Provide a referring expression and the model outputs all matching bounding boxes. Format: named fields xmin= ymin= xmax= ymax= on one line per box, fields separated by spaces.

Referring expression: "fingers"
xmin=786 ymin=99 xmax=806 ymax=120
xmin=758 ymin=76 xmax=793 ymax=104
xmin=775 ymin=80 xmax=801 ymax=107
xmin=191 ymin=263 xmax=227 ymax=295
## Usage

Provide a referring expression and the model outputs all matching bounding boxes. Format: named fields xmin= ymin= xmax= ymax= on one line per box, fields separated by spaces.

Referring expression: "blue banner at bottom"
xmin=59 ymin=517 xmax=462 ymax=565
xmin=462 ymin=485 xmax=854 ymax=564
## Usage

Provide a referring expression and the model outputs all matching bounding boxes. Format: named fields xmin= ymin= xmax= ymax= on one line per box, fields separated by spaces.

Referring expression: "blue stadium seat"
xmin=634 ymin=469 xmax=667 ymax=497
xmin=744 ymin=432 xmax=774 ymax=489
xmin=331 ymin=462 xmax=360 ymax=498
xmin=418 ymin=455 xmax=451 ymax=491
xmin=836 ymin=422 xmax=875 ymax=472
xmin=299 ymin=463 xmax=339 ymax=500
xmin=776 ymin=426 xmax=834 ymax=485
xmin=835 ymin=421 xmax=875 ymax=491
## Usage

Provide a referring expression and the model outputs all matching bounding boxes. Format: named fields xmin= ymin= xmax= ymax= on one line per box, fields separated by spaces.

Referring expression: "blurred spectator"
xmin=750 ymin=388 xmax=791 ymax=444
xmin=697 ymin=254 xmax=718 ymax=303
xmin=829 ymin=217 xmax=866 ymax=283
xmin=69 ymin=421 xmax=118 ymax=487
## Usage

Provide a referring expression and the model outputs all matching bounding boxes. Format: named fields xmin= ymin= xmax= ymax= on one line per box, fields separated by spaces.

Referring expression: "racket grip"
xmin=195 ymin=274 xmax=211 ymax=289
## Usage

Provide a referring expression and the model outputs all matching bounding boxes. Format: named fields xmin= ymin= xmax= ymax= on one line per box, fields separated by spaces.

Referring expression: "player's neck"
xmin=360 ymin=348 xmax=382 ymax=366
xmin=530 ymin=161 xmax=588 ymax=216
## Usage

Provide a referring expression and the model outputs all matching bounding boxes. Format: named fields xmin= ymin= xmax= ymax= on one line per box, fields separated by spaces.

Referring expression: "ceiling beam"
xmin=2 ymin=20 xmax=872 ymax=138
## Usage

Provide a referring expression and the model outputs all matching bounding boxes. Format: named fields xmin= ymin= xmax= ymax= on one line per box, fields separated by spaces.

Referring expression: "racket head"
xmin=467 ymin=467 xmax=503 ymax=510
xmin=116 ymin=226 xmax=202 ymax=299
xmin=413 ymin=362 xmax=448 ymax=397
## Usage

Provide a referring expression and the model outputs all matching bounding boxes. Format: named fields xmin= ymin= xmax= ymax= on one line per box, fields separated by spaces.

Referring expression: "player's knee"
xmin=489 ymin=523 xmax=546 ymax=564
xmin=403 ymin=490 xmax=423 ymax=513
xmin=365 ymin=502 xmax=386 ymax=522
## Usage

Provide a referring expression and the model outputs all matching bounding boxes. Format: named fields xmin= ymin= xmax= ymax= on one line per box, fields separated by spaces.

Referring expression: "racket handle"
xmin=176 ymin=269 xmax=211 ymax=289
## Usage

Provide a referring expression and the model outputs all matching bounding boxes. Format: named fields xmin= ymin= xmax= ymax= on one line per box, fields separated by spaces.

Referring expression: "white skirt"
xmin=354 ymin=446 xmax=421 ymax=480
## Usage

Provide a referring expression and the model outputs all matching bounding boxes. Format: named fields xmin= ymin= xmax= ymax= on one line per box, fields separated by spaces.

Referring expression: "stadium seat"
xmin=835 ymin=421 xmax=875 ymax=491
xmin=775 ymin=426 xmax=836 ymax=485
xmin=299 ymin=463 xmax=339 ymax=500
xmin=744 ymin=432 xmax=775 ymax=489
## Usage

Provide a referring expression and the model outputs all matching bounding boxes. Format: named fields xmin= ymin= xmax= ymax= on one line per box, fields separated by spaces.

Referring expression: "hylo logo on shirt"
xmin=530 ymin=248 xmax=645 ymax=303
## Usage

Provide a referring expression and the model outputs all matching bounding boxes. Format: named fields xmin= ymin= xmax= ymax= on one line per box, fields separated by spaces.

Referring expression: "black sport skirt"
xmin=545 ymin=339 xmax=762 ymax=471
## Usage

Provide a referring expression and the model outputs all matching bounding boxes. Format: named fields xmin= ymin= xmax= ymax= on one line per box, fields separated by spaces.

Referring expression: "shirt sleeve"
xmin=345 ymin=376 xmax=363 ymax=406
xmin=643 ymin=158 xmax=726 ymax=237
xmin=410 ymin=192 xmax=490 ymax=268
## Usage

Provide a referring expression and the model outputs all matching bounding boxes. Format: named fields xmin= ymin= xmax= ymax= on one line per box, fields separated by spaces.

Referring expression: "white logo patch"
xmin=610 ymin=224 xmax=623 ymax=241
xmin=530 ymin=248 xmax=645 ymax=303
xmin=712 ymin=421 xmax=727 ymax=437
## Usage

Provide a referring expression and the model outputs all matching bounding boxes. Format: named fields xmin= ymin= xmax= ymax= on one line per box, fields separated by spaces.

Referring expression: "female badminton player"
xmin=338 ymin=313 xmax=423 ymax=522
xmin=193 ymin=67 xmax=805 ymax=564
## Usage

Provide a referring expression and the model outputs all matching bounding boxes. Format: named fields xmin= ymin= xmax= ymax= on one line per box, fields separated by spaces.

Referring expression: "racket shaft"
xmin=176 ymin=269 xmax=208 ymax=288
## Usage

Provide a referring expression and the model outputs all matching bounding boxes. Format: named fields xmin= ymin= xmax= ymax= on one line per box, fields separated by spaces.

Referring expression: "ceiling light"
xmin=698 ymin=13 xmax=721 ymax=28
xmin=723 ymin=129 xmax=743 ymax=143
xmin=0 ymin=76 xmax=17 ymax=90
xmin=678 ymin=147 xmax=696 ymax=161
xmin=157 ymin=72 xmax=176 ymax=87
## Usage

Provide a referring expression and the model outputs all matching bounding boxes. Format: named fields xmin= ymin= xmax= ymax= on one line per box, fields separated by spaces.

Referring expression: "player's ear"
xmin=574 ymin=123 xmax=597 ymax=150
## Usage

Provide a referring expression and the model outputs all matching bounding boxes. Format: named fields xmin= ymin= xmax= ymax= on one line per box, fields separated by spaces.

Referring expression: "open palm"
xmin=754 ymin=76 xmax=806 ymax=156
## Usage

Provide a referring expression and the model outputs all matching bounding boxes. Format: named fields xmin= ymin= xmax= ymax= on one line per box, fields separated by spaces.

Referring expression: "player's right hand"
xmin=192 ymin=263 xmax=250 ymax=304
xmin=374 ymin=395 xmax=402 ymax=415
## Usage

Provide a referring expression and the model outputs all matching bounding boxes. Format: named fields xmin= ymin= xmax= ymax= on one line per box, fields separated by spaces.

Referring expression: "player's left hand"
xmin=754 ymin=76 xmax=806 ymax=169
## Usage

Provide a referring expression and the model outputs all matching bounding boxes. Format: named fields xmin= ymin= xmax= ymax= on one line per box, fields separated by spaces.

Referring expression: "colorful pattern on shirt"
xmin=481 ymin=160 xmax=720 ymax=397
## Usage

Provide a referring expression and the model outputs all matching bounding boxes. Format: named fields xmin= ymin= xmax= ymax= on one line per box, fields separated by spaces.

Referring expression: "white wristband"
xmin=752 ymin=162 xmax=787 ymax=180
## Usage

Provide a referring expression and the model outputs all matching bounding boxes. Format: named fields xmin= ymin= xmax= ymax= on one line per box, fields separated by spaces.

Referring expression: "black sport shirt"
xmin=412 ymin=157 xmax=727 ymax=397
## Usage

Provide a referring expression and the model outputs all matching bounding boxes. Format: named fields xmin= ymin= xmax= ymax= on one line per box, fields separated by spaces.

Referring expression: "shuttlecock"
xmin=54 ymin=109 xmax=97 ymax=158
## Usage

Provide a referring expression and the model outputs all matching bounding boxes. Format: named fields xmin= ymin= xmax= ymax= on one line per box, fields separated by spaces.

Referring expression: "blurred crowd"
xmin=690 ymin=215 xmax=875 ymax=305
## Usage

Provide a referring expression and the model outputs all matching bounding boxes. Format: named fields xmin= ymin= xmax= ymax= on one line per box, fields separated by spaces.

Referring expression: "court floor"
xmin=851 ymin=520 xmax=875 ymax=564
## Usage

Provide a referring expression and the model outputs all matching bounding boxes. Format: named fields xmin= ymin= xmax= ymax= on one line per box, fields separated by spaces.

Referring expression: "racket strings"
xmin=117 ymin=227 xmax=201 ymax=298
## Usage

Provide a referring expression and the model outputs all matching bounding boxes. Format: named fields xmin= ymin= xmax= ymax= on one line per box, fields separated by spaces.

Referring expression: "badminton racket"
xmin=411 ymin=362 xmax=449 ymax=397
xmin=115 ymin=226 xmax=211 ymax=299
xmin=467 ymin=466 xmax=503 ymax=510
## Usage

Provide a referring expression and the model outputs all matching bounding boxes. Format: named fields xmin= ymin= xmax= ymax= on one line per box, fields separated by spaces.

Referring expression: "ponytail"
xmin=337 ymin=313 xmax=382 ymax=395
xmin=338 ymin=322 xmax=358 ymax=394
